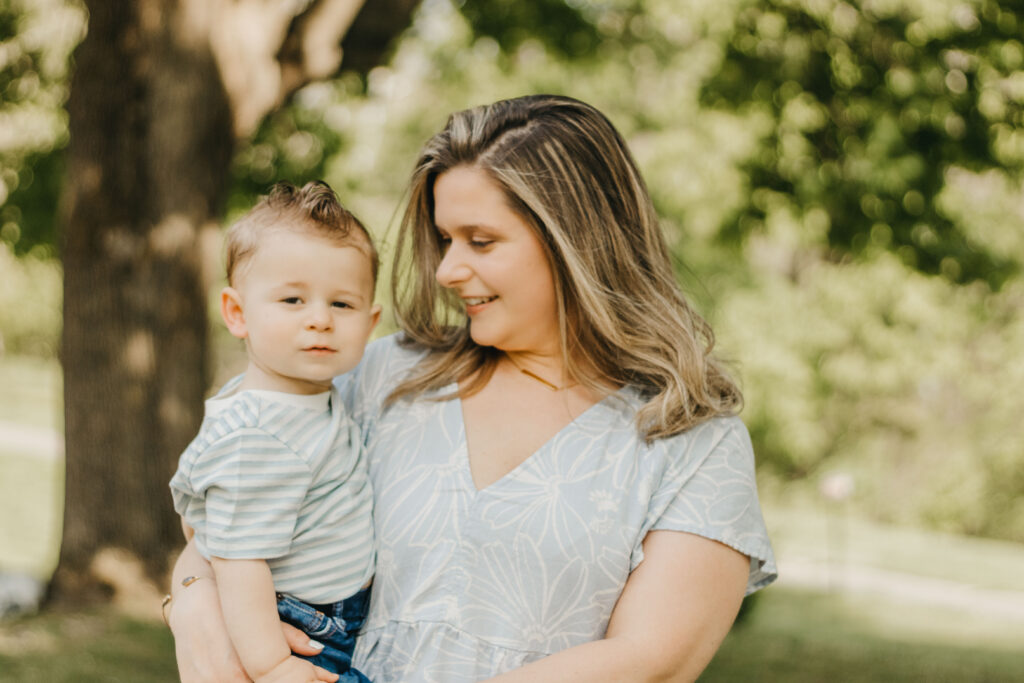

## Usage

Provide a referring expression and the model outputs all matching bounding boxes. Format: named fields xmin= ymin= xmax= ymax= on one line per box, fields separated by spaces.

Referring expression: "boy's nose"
xmin=306 ymin=305 xmax=333 ymax=330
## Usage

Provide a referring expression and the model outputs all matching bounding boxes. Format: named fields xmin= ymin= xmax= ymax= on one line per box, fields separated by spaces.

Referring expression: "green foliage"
xmin=718 ymin=254 xmax=1024 ymax=539
xmin=3 ymin=0 xmax=1022 ymax=543
xmin=0 ymin=0 xmax=84 ymax=256
xmin=453 ymin=0 xmax=602 ymax=58
xmin=701 ymin=0 xmax=1024 ymax=288
xmin=161 ymin=0 xmax=1024 ymax=543
xmin=0 ymin=243 xmax=61 ymax=357
xmin=226 ymin=75 xmax=364 ymax=218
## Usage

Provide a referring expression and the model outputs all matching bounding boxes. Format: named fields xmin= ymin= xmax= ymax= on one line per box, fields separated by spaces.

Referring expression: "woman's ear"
xmin=220 ymin=287 xmax=248 ymax=339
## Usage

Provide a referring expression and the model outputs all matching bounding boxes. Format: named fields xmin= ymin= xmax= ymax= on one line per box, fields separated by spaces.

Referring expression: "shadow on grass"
xmin=704 ymin=588 xmax=1024 ymax=682
xmin=2 ymin=586 xmax=1021 ymax=682
xmin=0 ymin=610 xmax=176 ymax=682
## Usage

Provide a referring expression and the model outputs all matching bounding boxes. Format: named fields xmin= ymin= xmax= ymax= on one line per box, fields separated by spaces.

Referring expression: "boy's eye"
xmin=332 ymin=301 xmax=351 ymax=309
xmin=281 ymin=297 xmax=302 ymax=304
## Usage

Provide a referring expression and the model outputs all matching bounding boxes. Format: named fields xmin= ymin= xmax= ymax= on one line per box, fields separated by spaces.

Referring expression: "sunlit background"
xmin=1 ymin=0 xmax=1023 ymax=679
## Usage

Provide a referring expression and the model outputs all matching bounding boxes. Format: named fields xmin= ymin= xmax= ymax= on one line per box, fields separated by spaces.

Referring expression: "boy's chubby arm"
xmin=211 ymin=556 xmax=334 ymax=683
xmin=180 ymin=516 xmax=195 ymax=542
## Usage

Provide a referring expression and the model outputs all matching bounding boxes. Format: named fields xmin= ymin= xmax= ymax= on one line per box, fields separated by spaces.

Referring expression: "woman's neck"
xmin=503 ymin=349 xmax=575 ymax=392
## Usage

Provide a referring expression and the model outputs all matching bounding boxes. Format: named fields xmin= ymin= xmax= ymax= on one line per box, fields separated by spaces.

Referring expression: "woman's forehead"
xmin=433 ymin=167 xmax=512 ymax=229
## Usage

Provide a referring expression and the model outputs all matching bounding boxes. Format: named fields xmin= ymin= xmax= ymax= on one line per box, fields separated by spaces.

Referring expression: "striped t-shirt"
xmin=170 ymin=378 xmax=374 ymax=604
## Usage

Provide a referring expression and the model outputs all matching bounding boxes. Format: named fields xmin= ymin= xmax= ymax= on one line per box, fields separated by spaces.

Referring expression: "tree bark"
xmin=54 ymin=0 xmax=233 ymax=602
xmin=53 ymin=0 xmax=420 ymax=603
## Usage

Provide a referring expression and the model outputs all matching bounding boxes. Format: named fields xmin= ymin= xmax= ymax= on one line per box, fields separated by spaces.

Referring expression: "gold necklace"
xmin=505 ymin=354 xmax=578 ymax=392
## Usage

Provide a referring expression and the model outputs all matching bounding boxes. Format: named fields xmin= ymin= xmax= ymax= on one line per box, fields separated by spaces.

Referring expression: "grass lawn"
xmin=0 ymin=610 xmax=176 ymax=682
xmin=0 ymin=587 xmax=1020 ymax=682
xmin=704 ymin=588 xmax=1024 ymax=682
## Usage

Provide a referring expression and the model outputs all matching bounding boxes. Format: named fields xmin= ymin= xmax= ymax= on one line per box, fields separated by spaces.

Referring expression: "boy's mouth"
xmin=303 ymin=345 xmax=336 ymax=354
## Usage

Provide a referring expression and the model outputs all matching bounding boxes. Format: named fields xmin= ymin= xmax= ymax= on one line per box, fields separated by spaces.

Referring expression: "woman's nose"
xmin=435 ymin=244 xmax=470 ymax=287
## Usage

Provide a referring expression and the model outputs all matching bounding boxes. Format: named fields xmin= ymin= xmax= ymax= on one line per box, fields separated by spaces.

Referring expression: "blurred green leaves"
xmin=701 ymin=0 xmax=1024 ymax=288
xmin=0 ymin=0 xmax=84 ymax=256
xmin=2 ymin=0 xmax=1023 ymax=542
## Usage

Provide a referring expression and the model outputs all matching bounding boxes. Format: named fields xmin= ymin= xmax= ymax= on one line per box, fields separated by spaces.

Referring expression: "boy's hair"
xmin=225 ymin=180 xmax=378 ymax=286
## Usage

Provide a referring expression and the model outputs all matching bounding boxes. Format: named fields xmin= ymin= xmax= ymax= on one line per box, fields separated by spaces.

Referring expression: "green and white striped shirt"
xmin=170 ymin=378 xmax=374 ymax=603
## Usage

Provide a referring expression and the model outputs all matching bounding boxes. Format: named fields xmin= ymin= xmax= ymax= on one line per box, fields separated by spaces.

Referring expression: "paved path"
xmin=0 ymin=421 xmax=62 ymax=460
xmin=777 ymin=557 xmax=1024 ymax=622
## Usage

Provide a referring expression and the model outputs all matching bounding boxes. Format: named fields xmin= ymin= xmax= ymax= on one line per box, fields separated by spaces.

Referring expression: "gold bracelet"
xmin=181 ymin=575 xmax=205 ymax=588
xmin=161 ymin=575 xmax=209 ymax=628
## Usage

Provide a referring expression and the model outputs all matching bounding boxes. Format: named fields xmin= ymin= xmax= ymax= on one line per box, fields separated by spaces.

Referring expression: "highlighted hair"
xmin=389 ymin=95 xmax=741 ymax=440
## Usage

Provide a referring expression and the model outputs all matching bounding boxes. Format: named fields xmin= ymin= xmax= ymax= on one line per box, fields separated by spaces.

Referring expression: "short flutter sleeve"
xmin=190 ymin=428 xmax=313 ymax=560
xmin=334 ymin=334 xmax=430 ymax=447
xmin=631 ymin=416 xmax=777 ymax=595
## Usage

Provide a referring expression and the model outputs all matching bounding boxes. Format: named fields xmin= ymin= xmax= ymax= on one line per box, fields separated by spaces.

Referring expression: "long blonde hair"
xmin=388 ymin=95 xmax=741 ymax=440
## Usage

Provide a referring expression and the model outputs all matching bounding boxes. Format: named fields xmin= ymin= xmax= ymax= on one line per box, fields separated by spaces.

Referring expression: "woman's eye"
xmin=470 ymin=239 xmax=493 ymax=249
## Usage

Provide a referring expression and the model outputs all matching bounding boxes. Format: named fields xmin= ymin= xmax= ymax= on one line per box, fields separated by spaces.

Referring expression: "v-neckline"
xmin=451 ymin=384 xmax=627 ymax=494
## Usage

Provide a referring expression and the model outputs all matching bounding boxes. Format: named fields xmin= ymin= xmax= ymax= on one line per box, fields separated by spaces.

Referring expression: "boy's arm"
xmin=210 ymin=556 xmax=320 ymax=683
xmin=180 ymin=516 xmax=195 ymax=542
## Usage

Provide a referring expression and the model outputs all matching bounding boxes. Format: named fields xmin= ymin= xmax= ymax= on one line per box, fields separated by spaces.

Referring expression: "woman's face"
xmin=433 ymin=165 xmax=560 ymax=356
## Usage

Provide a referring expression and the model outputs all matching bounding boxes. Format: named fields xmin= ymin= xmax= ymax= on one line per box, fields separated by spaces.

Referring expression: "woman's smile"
xmin=463 ymin=295 xmax=498 ymax=314
xmin=433 ymin=165 xmax=559 ymax=355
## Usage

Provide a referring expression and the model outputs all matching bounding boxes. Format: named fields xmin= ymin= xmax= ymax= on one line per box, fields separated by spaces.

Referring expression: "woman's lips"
xmin=463 ymin=295 xmax=497 ymax=315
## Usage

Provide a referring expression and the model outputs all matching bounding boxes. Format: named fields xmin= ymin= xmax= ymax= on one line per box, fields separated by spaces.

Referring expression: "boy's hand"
xmin=255 ymin=654 xmax=338 ymax=683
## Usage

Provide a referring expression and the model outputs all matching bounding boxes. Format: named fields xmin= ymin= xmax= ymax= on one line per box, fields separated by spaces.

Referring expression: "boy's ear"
xmin=220 ymin=287 xmax=248 ymax=339
xmin=368 ymin=303 xmax=382 ymax=333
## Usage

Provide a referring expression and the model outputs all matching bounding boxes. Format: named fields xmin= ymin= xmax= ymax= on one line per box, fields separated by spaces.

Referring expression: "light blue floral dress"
xmin=339 ymin=335 xmax=777 ymax=683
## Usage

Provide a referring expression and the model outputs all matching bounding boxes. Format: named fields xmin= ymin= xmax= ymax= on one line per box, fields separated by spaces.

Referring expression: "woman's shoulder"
xmin=643 ymin=412 xmax=754 ymax=472
xmin=669 ymin=413 xmax=750 ymax=447
xmin=366 ymin=333 xmax=437 ymax=383
xmin=334 ymin=332 xmax=432 ymax=418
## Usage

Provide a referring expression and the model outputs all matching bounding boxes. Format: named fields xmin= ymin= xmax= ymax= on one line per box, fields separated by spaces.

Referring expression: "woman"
xmin=170 ymin=94 xmax=777 ymax=682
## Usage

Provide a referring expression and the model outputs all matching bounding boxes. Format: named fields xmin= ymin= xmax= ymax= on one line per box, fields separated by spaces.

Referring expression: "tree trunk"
xmin=51 ymin=0 xmax=421 ymax=604
xmin=53 ymin=0 xmax=232 ymax=602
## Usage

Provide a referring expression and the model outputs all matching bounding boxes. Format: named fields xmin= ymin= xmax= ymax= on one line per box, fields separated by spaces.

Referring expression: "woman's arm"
xmin=210 ymin=557 xmax=324 ymax=682
xmin=167 ymin=540 xmax=337 ymax=683
xmin=168 ymin=540 xmax=250 ymax=683
xmin=485 ymin=529 xmax=750 ymax=683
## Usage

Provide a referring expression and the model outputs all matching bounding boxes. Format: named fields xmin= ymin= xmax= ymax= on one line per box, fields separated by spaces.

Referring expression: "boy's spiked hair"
xmin=225 ymin=180 xmax=378 ymax=286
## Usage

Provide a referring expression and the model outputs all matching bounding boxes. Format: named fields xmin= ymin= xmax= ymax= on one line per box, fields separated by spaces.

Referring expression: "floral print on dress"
xmin=335 ymin=336 xmax=777 ymax=683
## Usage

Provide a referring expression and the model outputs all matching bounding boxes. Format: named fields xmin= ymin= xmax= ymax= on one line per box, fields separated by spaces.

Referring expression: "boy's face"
xmin=222 ymin=228 xmax=380 ymax=394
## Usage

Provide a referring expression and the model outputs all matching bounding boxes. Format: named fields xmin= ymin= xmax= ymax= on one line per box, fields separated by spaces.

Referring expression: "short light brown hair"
xmin=225 ymin=180 xmax=378 ymax=286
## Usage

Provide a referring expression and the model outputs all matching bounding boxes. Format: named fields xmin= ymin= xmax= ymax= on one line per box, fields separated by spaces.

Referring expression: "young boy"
xmin=170 ymin=181 xmax=380 ymax=683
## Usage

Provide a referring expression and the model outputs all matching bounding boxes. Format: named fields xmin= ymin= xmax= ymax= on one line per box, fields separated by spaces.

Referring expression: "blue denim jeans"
xmin=276 ymin=587 xmax=372 ymax=682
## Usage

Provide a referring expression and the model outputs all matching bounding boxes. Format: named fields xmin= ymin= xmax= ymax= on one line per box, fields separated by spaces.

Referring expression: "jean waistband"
xmin=279 ymin=585 xmax=371 ymax=619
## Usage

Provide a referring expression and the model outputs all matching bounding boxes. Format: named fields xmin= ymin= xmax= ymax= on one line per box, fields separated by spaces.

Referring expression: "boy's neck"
xmin=237 ymin=364 xmax=331 ymax=395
